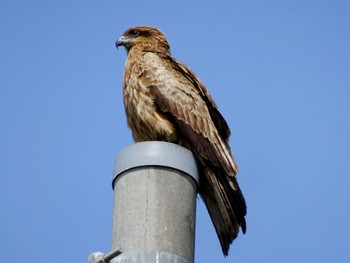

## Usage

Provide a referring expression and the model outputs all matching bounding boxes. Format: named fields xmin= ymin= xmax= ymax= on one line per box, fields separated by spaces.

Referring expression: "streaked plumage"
xmin=116 ymin=26 xmax=246 ymax=256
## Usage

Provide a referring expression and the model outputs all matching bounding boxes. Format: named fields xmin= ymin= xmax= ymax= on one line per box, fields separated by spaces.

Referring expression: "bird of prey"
xmin=116 ymin=26 xmax=246 ymax=256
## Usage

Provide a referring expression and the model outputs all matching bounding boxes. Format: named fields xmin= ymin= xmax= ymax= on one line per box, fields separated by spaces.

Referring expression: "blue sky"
xmin=1 ymin=0 xmax=349 ymax=262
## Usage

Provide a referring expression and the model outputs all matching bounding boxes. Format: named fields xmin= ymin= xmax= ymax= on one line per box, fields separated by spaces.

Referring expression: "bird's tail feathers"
xmin=199 ymin=165 xmax=246 ymax=256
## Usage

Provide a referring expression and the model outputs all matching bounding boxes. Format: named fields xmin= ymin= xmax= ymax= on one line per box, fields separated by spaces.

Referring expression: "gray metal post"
xmin=111 ymin=142 xmax=199 ymax=263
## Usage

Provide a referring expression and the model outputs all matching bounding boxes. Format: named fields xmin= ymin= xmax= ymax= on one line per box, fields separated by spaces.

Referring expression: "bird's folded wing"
xmin=138 ymin=52 xmax=238 ymax=176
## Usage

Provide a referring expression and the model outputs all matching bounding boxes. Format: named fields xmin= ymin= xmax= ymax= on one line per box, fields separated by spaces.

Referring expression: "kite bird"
xmin=116 ymin=26 xmax=246 ymax=256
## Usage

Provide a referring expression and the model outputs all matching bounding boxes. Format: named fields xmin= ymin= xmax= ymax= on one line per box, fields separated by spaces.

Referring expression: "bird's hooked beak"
xmin=116 ymin=35 xmax=127 ymax=49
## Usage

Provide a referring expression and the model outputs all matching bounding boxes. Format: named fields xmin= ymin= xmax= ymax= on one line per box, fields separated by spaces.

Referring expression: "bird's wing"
xmin=138 ymin=52 xmax=238 ymax=176
xmin=168 ymin=56 xmax=232 ymax=141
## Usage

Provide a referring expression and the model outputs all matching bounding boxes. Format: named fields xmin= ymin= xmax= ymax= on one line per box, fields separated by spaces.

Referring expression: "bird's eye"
xmin=130 ymin=30 xmax=140 ymax=36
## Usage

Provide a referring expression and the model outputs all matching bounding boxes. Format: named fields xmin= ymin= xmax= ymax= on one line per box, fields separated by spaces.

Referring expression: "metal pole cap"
xmin=113 ymin=142 xmax=199 ymax=187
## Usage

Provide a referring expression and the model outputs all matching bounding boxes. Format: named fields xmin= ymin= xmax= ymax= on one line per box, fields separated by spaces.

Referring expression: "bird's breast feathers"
xmin=123 ymin=52 xmax=176 ymax=142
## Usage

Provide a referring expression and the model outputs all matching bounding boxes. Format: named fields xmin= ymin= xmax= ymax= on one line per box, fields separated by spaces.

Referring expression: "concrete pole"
xmin=111 ymin=142 xmax=199 ymax=263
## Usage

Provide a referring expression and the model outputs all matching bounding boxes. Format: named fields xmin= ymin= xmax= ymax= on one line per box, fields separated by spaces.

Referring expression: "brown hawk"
xmin=116 ymin=26 xmax=246 ymax=256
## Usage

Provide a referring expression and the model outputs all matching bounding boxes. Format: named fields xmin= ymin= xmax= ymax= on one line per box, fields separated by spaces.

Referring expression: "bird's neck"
xmin=128 ymin=43 xmax=171 ymax=57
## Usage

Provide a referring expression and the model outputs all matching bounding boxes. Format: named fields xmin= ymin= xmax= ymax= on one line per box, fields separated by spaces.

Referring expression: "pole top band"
xmin=113 ymin=142 xmax=199 ymax=186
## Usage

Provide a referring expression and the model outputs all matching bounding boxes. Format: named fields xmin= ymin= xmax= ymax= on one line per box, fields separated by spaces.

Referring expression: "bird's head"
xmin=116 ymin=26 xmax=170 ymax=53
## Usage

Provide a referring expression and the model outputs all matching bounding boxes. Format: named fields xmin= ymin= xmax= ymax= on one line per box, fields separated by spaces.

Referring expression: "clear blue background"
xmin=1 ymin=1 xmax=349 ymax=262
